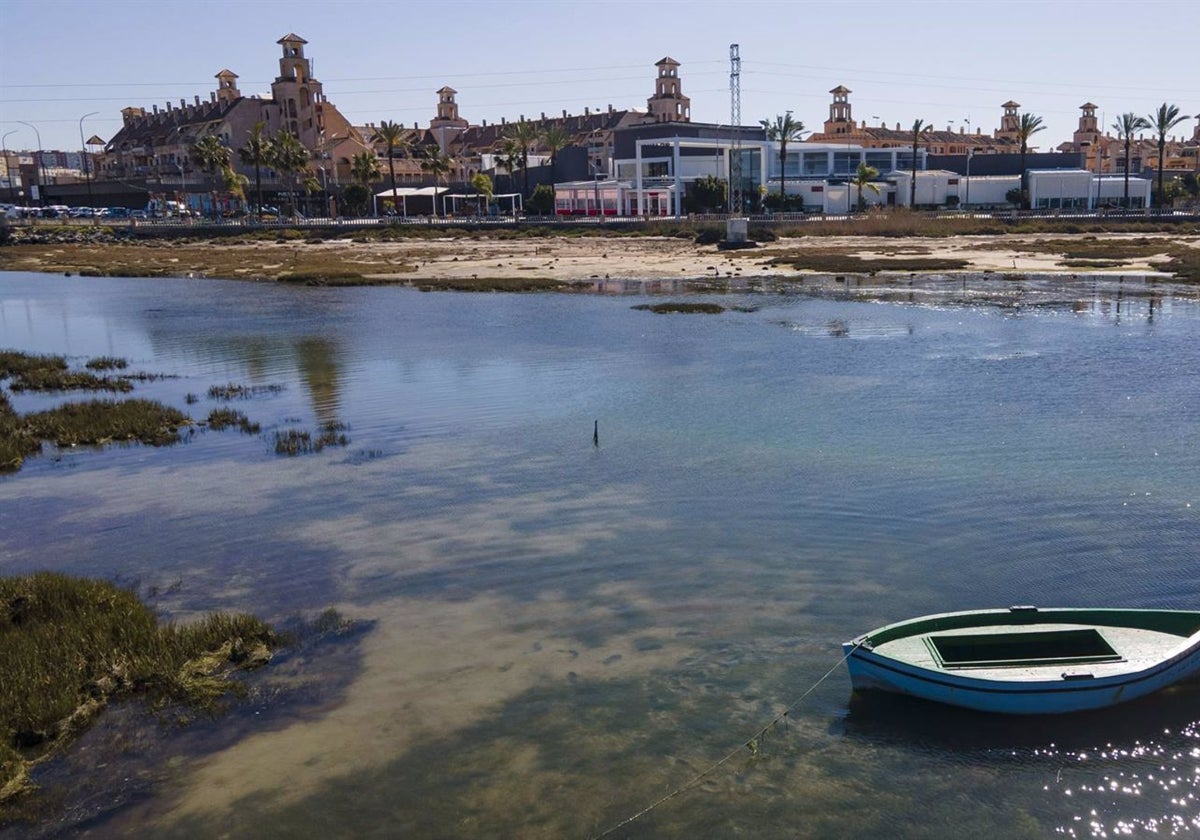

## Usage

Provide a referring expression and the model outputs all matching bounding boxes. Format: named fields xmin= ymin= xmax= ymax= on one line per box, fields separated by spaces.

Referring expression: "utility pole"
xmin=729 ymin=43 xmax=741 ymax=215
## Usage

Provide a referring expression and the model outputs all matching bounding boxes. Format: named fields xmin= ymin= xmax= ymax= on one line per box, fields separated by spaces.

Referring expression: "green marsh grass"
xmin=23 ymin=399 xmax=189 ymax=448
xmin=273 ymin=422 xmax=349 ymax=455
xmin=0 ymin=573 xmax=276 ymax=806
xmin=0 ymin=350 xmax=132 ymax=393
xmin=207 ymin=383 xmax=285 ymax=401
xmin=84 ymin=356 xmax=128 ymax=371
xmin=632 ymin=302 xmax=726 ymax=314
xmin=206 ymin=408 xmax=261 ymax=435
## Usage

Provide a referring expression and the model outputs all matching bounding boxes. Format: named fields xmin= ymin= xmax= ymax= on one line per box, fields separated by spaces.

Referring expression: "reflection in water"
xmin=295 ymin=337 xmax=342 ymax=425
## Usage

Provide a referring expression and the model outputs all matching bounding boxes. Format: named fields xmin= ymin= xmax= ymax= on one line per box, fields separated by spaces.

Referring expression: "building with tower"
xmin=646 ymin=58 xmax=691 ymax=123
xmin=99 ymin=34 xmax=358 ymax=211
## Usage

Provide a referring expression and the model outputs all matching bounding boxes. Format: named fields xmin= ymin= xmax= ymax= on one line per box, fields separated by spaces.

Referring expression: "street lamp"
xmin=965 ymin=148 xmax=973 ymax=210
xmin=1 ymin=129 xmax=16 ymax=203
xmin=79 ymin=111 xmax=98 ymax=209
xmin=15 ymin=120 xmax=46 ymax=206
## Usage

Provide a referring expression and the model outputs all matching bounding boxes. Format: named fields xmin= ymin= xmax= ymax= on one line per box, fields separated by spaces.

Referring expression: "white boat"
xmin=843 ymin=607 xmax=1200 ymax=714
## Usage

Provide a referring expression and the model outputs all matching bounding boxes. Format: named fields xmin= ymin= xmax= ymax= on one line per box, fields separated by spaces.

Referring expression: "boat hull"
xmin=844 ymin=608 xmax=1200 ymax=715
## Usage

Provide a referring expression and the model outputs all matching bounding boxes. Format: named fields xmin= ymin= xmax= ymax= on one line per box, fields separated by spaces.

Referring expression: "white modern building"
xmin=553 ymin=130 xmax=1155 ymax=216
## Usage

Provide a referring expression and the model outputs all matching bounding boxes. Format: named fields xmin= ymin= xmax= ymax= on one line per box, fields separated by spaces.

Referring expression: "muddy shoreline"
xmin=2 ymin=228 xmax=1197 ymax=289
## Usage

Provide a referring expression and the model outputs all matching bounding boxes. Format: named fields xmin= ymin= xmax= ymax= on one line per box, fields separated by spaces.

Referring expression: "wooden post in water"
xmin=593 ymin=420 xmax=599 ymax=448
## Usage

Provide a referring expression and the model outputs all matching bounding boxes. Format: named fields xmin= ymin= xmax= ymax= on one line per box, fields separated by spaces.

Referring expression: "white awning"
xmin=375 ymin=186 xmax=448 ymax=198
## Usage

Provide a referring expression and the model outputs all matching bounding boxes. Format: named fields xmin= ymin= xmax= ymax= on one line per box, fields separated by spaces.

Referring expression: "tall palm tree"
xmin=238 ymin=122 xmax=274 ymax=218
xmin=851 ymin=162 xmax=881 ymax=212
xmin=349 ymin=150 xmax=382 ymax=216
xmin=495 ymin=136 xmax=523 ymax=193
xmin=1015 ymin=113 xmax=1046 ymax=209
xmin=503 ymin=119 xmax=540 ymax=197
xmin=192 ymin=135 xmax=230 ymax=217
xmin=1112 ymin=112 xmax=1151 ymax=208
xmin=418 ymin=145 xmax=453 ymax=215
xmin=539 ymin=123 xmax=571 ymax=184
xmin=272 ymin=131 xmax=310 ymax=218
xmin=909 ymin=119 xmax=929 ymax=207
xmin=759 ymin=111 xmax=806 ymax=203
xmin=373 ymin=120 xmax=408 ymax=210
xmin=1147 ymin=103 xmax=1190 ymax=209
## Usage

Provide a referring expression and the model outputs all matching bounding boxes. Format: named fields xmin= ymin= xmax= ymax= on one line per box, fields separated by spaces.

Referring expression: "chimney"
xmin=210 ymin=92 xmax=216 ymax=103
xmin=541 ymin=112 xmax=545 ymax=120
xmin=501 ymin=117 xmax=506 ymax=125
xmin=195 ymin=95 xmax=201 ymax=105
xmin=895 ymin=122 xmax=900 ymax=130
xmin=519 ymin=114 xmax=525 ymax=122
xmin=608 ymin=104 xmax=613 ymax=114
xmin=585 ymin=107 xmax=590 ymax=116
xmin=180 ymin=98 xmax=186 ymax=109
xmin=562 ymin=109 xmax=567 ymax=118
xmin=153 ymin=104 xmax=160 ymax=114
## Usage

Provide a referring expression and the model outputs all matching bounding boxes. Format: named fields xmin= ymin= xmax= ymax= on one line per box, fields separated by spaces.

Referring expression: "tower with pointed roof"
xmin=823 ymin=86 xmax=854 ymax=135
xmin=215 ymin=70 xmax=241 ymax=104
xmin=432 ymin=87 xmax=469 ymax=131
xmin=995 ymin=100 xmax=1021 ymax=141
xmin=270 ymin=33 xmax=327 ymax=147
xmin=646 ymin=58 xmax=690 ymax=123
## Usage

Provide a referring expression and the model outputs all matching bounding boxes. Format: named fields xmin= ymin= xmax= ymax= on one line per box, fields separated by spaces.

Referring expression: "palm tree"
xmin=503 ymin=119 xmax=540 ymax=197
xmin=272 ymin=131 xmax=310 ymax=218
xmin=1147 ymin=103 xmax=1190 ymax=209
xmin=495 ymin=136 xmax=523 ymax=194
xmin=539 ymin=123 xmax=571 ymax=184
xmin=238 ymin=122 xmax=274 ymax=218
xmin=759 ymin=111 xmax=806 ymax=203
xmin=851 ymin=162 xmax=881 ymax=212
xmin=350 ymin=149 xmax=381 ymax=186
xmin=471 ymin=172 xmax=494 ymax=216
xmin=909 ymin=119 xmax=929 ymax=207
xmin=418 ymin=145 xmax=453 ymax=215
xmin=1112 ymin=112 xmax=1151 ymax=209
xmin=192 ymin=135 xmax=230 ymax=217
xmin=373 ymin=120 xmax=408 ymax=211
xmin=1015 ymin=113 xmax=1046 ymax=209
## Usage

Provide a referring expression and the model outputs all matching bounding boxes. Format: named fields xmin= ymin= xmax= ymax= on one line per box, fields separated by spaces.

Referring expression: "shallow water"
xmin=2 ymin=272 xmax=1198 ymax=838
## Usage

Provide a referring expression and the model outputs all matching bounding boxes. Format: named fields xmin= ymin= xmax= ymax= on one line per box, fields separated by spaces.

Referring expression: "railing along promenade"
xmin=5 ymin=207 xmax=1199 ymax=234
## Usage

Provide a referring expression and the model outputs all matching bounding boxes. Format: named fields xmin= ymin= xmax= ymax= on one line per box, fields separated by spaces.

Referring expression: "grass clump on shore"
xmin=762 ymin=252 xmax=970 ymax=274
xmin=275 ymin=270 xmax=372 ymax=286
xmin=413 ymin=276 xmax=570 ymax=292
xmin=1 ymin=572 xmax=277 ymax=807
xmin=632 ymin=302 xmax=726 ymax=314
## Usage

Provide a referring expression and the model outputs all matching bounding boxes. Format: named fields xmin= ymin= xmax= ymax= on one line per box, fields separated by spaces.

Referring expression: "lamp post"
xmin=15 ymin=120 xmax=46 ymax=206
xmin=2 ymin=129 xmax=16 ymax=203
xmin=78 ymin=111 xmax=98 ymax=210
xmin=965 ymin=147 xmax=973 ymax=210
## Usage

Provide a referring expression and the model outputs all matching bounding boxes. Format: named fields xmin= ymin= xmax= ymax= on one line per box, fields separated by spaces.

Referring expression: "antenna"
xmin=729 ymin=43 xmax=741 ymax=214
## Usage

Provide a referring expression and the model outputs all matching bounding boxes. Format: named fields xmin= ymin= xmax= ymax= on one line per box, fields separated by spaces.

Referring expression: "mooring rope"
xmin=589 ymin=641 xmax=863 ymax=839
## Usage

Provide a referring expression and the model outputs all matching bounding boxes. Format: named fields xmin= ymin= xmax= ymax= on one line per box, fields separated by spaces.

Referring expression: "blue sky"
xmin=2 ymin=0 xmax=1197 ymax=153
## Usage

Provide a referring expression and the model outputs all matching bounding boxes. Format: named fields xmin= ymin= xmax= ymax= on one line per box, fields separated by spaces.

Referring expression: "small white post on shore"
xmin=726 ymin=217 xmax=749 ymax=245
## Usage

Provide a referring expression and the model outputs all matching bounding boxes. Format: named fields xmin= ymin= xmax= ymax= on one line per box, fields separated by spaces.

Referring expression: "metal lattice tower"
xmin=729 ymin=43 xmax=742 ymax=214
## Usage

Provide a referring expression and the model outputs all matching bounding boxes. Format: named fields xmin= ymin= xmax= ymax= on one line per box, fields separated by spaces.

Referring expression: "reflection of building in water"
xmin=295 ymin=337 xmax=342 ymax=426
